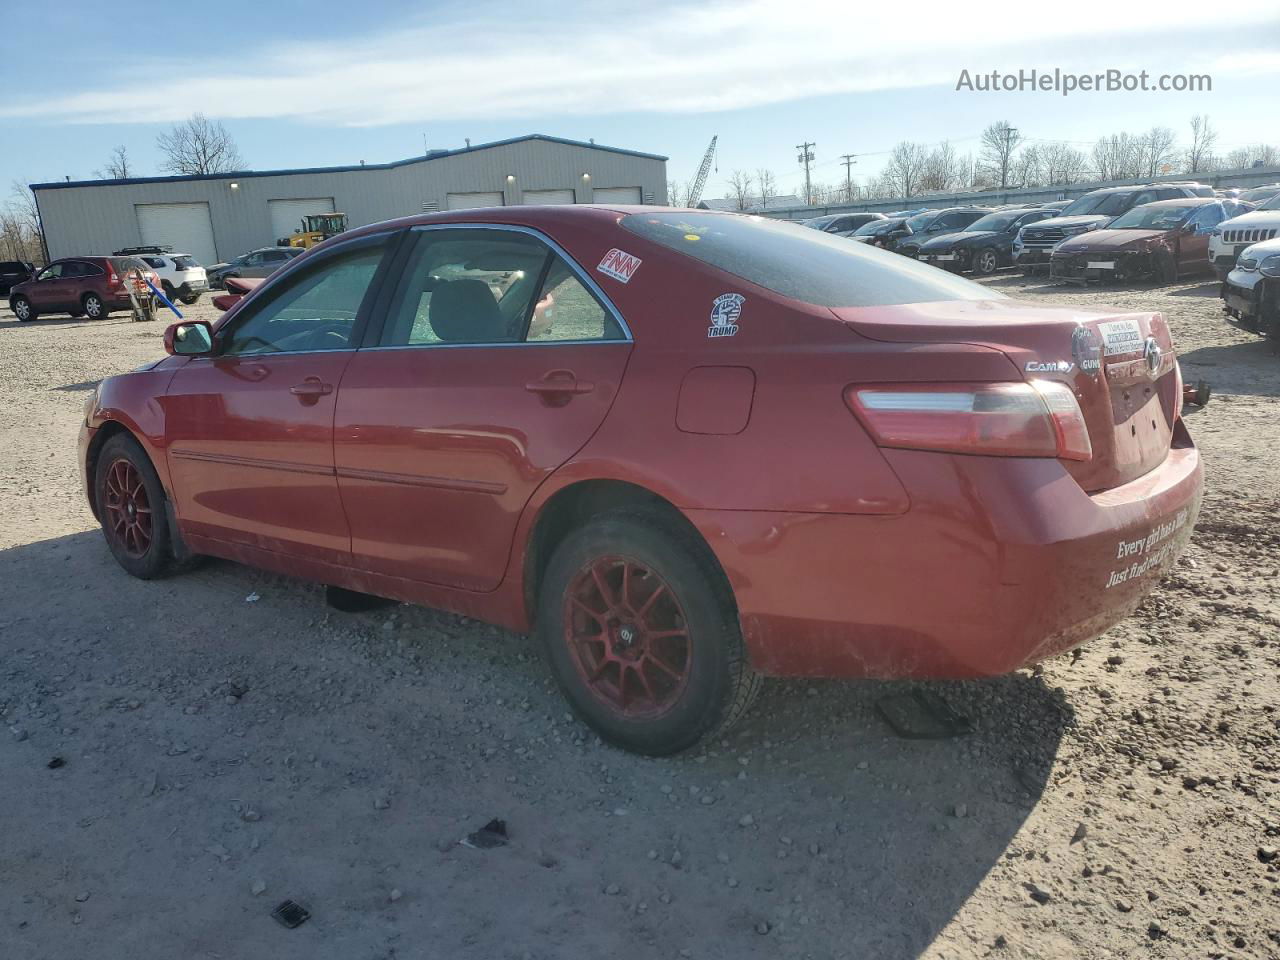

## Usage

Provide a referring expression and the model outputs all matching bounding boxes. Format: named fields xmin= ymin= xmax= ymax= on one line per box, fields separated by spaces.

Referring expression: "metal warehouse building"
xmin=31 ymin=135 xmax=668 ymax=266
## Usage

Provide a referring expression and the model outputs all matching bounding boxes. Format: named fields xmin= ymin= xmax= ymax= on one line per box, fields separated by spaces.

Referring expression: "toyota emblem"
xmin=1142 ymin=337 xmax=1162 ymax=376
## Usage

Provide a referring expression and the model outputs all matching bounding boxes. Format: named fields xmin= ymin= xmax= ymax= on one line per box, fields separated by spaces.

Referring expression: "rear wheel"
xmin=94 ymin=434 xmax=190 ymax=579
xmin=537 ymin=511 xmax=761 ymax=755
xmin=12 ymin=296 xmax=34 ymax=321
xmin=179 ymin=293 xmax=200 ymax=305
xmin=82 ymin=293 xmax=104 ymax=320
xmin=974 ymin=248 xmax=999 ymax=275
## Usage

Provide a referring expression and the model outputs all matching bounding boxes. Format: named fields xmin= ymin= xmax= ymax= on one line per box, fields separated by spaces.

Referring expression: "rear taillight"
xmin=106 ymin=265 xmax=121 ymax=287
xmin=846 ymin=381 xmax=1092 ymax=462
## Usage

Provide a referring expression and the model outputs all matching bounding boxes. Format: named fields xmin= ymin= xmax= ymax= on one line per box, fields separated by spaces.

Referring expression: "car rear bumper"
xmin=686 ymin=426 xmax=1203 ymax=679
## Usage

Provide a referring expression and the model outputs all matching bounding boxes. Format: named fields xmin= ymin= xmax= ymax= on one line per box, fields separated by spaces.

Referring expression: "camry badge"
xmin=1025 ymin=360 xmax=1074 ymax=374
xmin=1143 ymin=337 xmax=1163 ymax=375
xmin=1071 ymin=326 xmax=1102 ymax=376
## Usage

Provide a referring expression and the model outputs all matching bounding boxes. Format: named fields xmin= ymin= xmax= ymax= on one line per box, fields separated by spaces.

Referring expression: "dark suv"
xmin=0 ymin=260 xmax=35 ymax=296
xmin=8 ymin=256 xmax=159 ymax=321
xmin=887 ymin=207 xmax=994 ymax=257
xmin=1014 ymin=182 xmax=1214 ymax=271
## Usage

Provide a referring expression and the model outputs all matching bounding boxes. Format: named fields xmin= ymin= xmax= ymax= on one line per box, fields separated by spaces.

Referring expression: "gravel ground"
xmin=1 ymin=275 xmax=1277 ymax=960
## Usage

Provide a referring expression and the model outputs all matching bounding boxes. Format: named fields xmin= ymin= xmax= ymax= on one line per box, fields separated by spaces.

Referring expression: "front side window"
xmin=1187 ymin=204 xmax=1225 ymax=232
xmin=380 ymin=228 xmax=623 ymax=347
xmin=38 ymin=264 xmax=63 ymax=281
xmin=220 ymin=244 xmax=384 ymax=356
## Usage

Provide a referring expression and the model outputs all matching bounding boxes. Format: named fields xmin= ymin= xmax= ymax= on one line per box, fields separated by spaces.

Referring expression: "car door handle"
xmin=525 ymin=370 xmax=595 ymax=398
xmin=290 ymin=378 xmax=334 ymax=398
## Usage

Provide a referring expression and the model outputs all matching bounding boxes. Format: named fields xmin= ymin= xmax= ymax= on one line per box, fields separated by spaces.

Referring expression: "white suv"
xmin=120 ymin=249 xmax=209 ymax=304
xmin=1209 ymin=193 xmax=1280 ymax=280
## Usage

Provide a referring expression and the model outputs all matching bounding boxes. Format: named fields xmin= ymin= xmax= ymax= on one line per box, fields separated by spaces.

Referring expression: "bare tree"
xmin=94 ymin=145 xmax=133 ymax=180
xmin=919 ymin=141 xmax=966 ymax=192
xmin=979 ymin=121 xmax=1024 ymax=190
xmin=1136 ymin=127 xmax=1178 ymax=178
xmin=726 ymin=170 xmax=753 ymax=211
xmin=1039 ymin=142 xmax=1089 ymax=185
xmin=156 ymin=114 xmax=245 ymax=176
xmin=883 ymin=142 xmax=928 ymax=199
xmin=755 ymin=169 xmax=778 ymax=207
xmin=1185 ymin=115 xmax=1218 ymax=175
xmin=3 ymin=181 xmax=45 ymax=264
xmin=1092 ymin=132 xmax=1141 ymax=180
xmin=1223 ymin=144 xmax=1280 ymax=169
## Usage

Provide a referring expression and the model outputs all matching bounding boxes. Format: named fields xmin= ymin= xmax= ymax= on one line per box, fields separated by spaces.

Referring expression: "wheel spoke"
xmin=620 ymin=562 xmax=631 ymax=608
xmin=634 ymin=662 xmax=659 ymax=703
xmin=647 ymin=629 xmax=688 ymax=642
xmin=569 ymin=595 xmax=608 ymax=625
xmin=646 ymin=653 xmax=683 ymax=681
xmin=589 ymin=561 xmax=616 ymax=609
xmin=635 ymin=582 xmax=667 ymax=621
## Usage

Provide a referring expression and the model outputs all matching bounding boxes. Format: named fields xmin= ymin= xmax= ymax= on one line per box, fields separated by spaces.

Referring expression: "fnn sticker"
xmin=708 ymin=293 xmax=744 ymax=338
xmin=596 ymin=248 xmax=642 ymax=284
xmin=1097 ymin=318 xmax=1143 ymax=357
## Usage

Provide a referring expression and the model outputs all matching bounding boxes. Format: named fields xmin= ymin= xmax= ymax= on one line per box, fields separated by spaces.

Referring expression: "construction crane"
xmin=686 ymin=136 xmax=718 ymax=208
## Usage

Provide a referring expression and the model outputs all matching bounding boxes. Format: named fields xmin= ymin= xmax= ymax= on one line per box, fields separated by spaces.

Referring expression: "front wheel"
xmin=179 ymin=294 xmax=200 ymax=305
xmin=974 ymin=248 xmax=999 ymax=275
xmin=536 ymin=512 xmax=761 ymax=755
xmin=11 ymin=296 xmax=35 ymax=321
xmin=94 ymin=434 xmax=189 ymax=579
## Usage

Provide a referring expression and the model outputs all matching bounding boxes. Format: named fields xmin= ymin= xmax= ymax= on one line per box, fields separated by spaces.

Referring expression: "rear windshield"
xmin=620 ymin=212 xmax=997 ymax=308
xmin=1059 ymin=193 xmax=1133 ymax=217
xmin=172 ymin=255 xmax=198 ymax=269
xmin=853 ymin=218 xmax=903 ymax=237
xmin=111 ymin=257 xmax=147 ymax=273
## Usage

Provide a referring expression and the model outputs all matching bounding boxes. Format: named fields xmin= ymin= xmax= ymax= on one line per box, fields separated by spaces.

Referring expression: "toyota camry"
xmin=79 ymin=206 xmax=1203 ymax=755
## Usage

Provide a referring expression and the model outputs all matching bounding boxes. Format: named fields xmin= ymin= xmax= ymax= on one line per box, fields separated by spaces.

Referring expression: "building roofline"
xmin=31 ymin=134 xmax=668 ymax=191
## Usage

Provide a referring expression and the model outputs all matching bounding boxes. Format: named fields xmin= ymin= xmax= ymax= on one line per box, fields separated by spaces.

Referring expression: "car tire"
xmin=161 ymin=281 xmax=176 ymax=301
xmin=536 ymin=510 xmax=762 ymax=756
xmin=83 ymin=293 xmax=105 ymax=320
xmin=974 ymin=248 xmax=999 ymax=275
xmin=179 ymin=294 xmax=200 ymax=306
xmin=94 ymin=433 xmax=193 ymax=580
xmin=11 ymin=295 xmax=35 ymax=321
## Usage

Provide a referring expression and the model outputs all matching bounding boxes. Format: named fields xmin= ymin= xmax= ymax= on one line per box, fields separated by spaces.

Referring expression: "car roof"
xmin=1137 ymin=197 xmax=1219 ymax=208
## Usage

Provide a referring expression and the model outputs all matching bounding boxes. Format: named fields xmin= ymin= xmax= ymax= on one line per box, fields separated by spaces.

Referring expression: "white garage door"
xmin=135 ymin=203 xmax=217 ymax=266
xmin=269 ymin=197 xmax=336 ymax=244
xmin=446 ymin=192 xmax=505 ymax=210
xmin=521 ymin=189 xmax=575 ymax=205
xmin=592 ymin=187 xmax=643 ymax=204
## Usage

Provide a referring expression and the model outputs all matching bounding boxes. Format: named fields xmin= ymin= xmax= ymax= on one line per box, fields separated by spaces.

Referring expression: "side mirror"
xmin=165 ymin=320 xmax=214 ymax=356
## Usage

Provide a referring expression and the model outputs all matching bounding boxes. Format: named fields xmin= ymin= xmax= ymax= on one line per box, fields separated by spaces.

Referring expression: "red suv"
xmin=78 ymin=207 xmax=1202 ymax=755
xmin=9 ymin=256 xmax=159 ymax=322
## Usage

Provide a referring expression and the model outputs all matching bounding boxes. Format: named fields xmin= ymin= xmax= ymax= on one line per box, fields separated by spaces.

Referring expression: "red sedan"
xmin=78 ymin=207 xmax=1203 ymax=755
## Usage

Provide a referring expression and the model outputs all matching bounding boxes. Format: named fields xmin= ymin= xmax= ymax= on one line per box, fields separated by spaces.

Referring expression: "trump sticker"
xmin=596 ymin=248 xmax=642 ymax=284
xmin=708 ymin=293 xmax=744 ymax=338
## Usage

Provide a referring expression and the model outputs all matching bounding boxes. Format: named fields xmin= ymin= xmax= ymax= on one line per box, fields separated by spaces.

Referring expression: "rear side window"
xmin=621 ymin=213 xmax=997 ymax=308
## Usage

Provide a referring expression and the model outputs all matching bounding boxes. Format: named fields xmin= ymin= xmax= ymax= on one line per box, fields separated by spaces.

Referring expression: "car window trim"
xmin=208 ymin=231 xmax=398 ymax=359
xmin=358 ymin=222 xmax=634 ymax=352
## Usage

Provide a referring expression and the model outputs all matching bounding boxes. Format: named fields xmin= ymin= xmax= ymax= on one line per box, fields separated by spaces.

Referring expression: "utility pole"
xmin=1001 ymin=126 xmax=1019 ymax=190
xmin=796 ymin=142 xmax=815 ymax=206
xmin=840 ymin=154 xmax=857 ymax=203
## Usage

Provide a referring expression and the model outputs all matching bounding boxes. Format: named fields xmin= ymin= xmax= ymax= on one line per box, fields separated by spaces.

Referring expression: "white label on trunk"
xmin=1087 ymin=261 xmax=1116 ymax=269
xmin=1098 ymin=318 xmax=1143 ymax=356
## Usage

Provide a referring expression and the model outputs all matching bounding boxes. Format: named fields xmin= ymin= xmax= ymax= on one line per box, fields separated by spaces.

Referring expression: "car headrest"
xmin=429 ymin=278 xmax=506 ymax=342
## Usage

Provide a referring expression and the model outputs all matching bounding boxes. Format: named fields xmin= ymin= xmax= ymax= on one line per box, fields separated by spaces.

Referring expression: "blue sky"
xmin=5 ymin=0 xmax=1278 ymax=200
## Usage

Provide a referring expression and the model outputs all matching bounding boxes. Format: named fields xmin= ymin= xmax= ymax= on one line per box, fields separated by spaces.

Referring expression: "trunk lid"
xmin=834 ymin=299 xmax=1179 ymax=493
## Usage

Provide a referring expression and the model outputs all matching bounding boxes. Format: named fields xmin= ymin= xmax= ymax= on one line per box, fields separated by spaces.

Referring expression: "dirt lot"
xmin=1 ymin=275 xmax=1277 ymax=960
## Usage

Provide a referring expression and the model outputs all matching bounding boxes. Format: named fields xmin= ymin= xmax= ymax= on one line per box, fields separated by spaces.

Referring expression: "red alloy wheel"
xmin=563 ymin=557 xmax=692 ymax=719
xmin=102 ymin=458 xmax=153 ymax=558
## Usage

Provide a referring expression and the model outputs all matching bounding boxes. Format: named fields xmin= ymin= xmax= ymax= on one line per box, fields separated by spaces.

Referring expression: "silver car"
xmin=207 ymin=246 xmax=304 ymax=288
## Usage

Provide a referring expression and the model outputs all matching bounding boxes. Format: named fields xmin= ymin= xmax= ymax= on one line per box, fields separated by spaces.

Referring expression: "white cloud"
xmin=5 ymin=0 xmax=1277 ymax=126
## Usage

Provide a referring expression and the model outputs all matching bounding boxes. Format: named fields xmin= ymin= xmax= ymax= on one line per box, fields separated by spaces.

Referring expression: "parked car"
xmin=890 ymin=207 xmax=993 ymax=257
xmin=207 ymin=246 xmax=304 ymax=288
xmin=9 ymin=256 xmax=159 ymax=321
xmin=0 ymin=260 xmax=35 ymax=296
xmin=1208 ymin=191 xmax=1280 ymax=279
xmin=1050 ymin=198 xmax=1244 ymax=284
xmin=116 ymin=247 xmax=209 ymax=305
xmin=1238 ymin=183 xmax=1280 ymax=205
xmin=803 ymin=213 xmax=886 ymax=237
xmin=850 ymin=216 xmax=909 ymax=247
xmin=1221 ymin=236 xmax=1280 ymax=349
xmin=78 ymin=206 xmax=1202 ymax=755
xmin=1015 ymin=183 xmax=1215 ymax=272
xmin=917 ymin=208 xmax=1059 ymax=275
